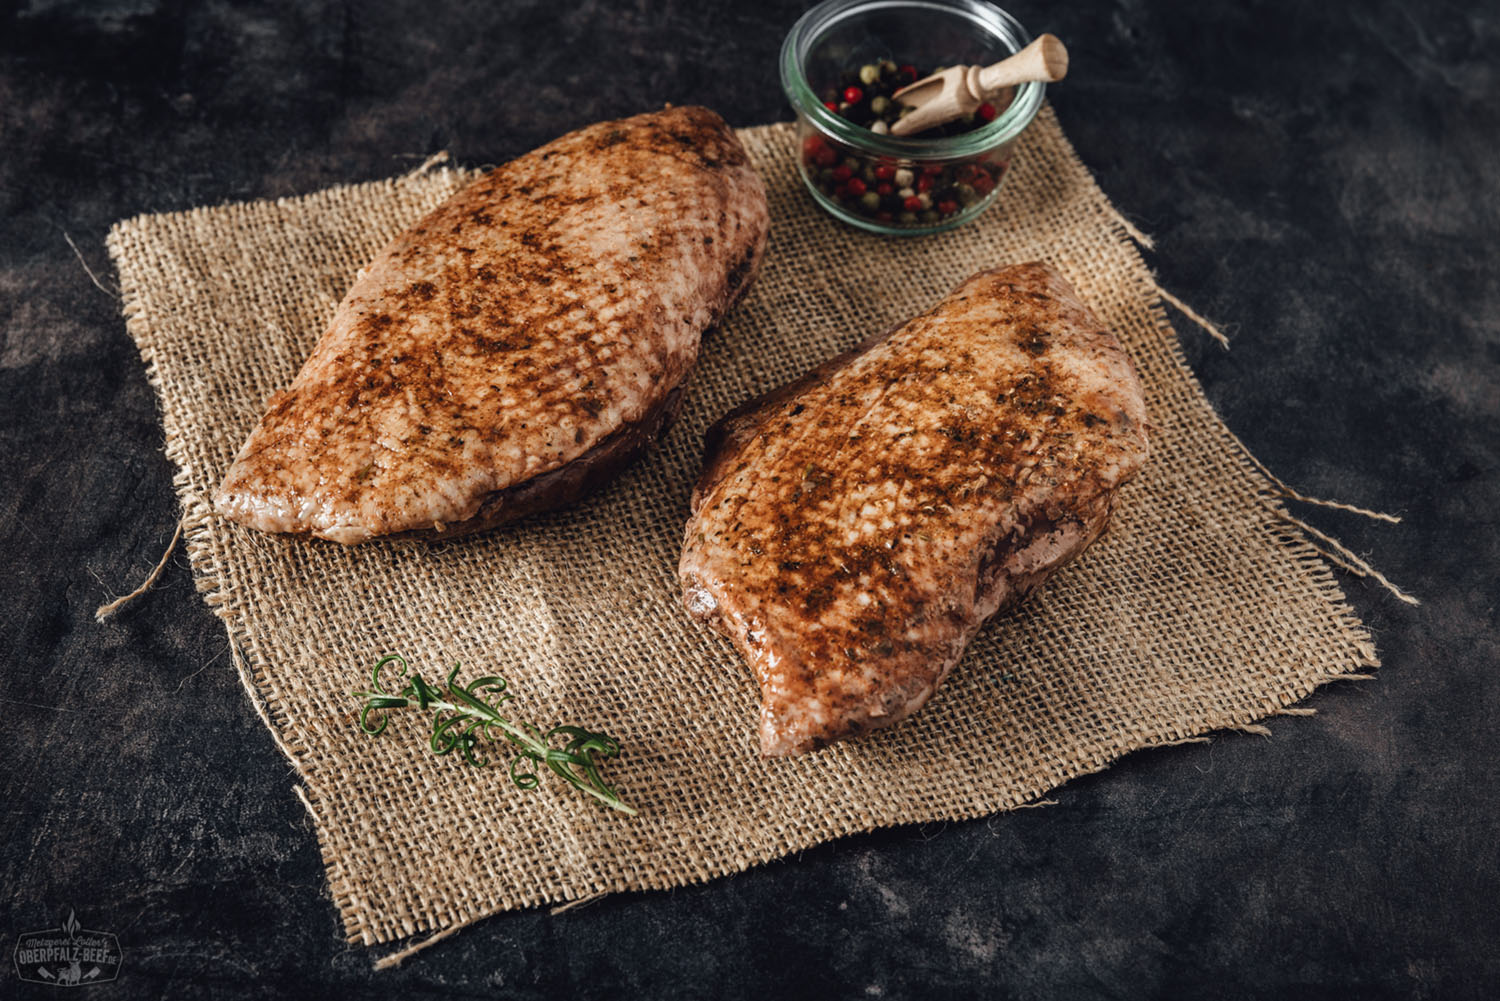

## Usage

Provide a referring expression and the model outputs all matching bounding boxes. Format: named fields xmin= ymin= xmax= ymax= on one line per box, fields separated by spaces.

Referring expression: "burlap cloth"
xmin=107 ymin=107 xmax=1378 ymax=952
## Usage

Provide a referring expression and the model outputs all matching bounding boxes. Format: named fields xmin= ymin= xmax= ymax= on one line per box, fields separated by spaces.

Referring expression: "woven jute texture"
xmin=108 ymin=107 xmax=1378 ymax=950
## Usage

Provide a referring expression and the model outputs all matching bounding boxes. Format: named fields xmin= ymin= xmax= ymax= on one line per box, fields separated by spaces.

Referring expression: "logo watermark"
xmin=13 ymin=910 xmax=121 ymax=988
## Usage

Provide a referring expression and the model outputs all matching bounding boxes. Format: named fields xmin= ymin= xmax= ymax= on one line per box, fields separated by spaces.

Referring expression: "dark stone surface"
xmin=2 ymin=0 xmax=1496 ymax=997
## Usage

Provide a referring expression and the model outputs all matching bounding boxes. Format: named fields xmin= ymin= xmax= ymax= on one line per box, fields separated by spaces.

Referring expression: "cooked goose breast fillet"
xmin=679 ymin=263 xmax=1149 ymax=756
xmin=215 ymin=105 xmax=768 ymax=544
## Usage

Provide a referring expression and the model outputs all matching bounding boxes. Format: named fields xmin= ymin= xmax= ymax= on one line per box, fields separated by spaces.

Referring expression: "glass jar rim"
xmin=780 ymin=0 xmax=1045 ymax=158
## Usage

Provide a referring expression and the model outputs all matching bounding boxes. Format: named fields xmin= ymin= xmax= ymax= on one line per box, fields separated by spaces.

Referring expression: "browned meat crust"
xmin=679 ymin=263 xmax=1150 ymax=755
xmin=215 ymin=105 xmax=769 ymax=543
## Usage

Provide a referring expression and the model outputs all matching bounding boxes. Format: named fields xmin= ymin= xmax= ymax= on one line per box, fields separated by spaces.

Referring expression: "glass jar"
xmin=780 ymin=0 xmax=1046 ymax=236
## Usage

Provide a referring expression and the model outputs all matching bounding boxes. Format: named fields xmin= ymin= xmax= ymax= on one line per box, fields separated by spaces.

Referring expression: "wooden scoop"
xmin=890 ymin=33 xmax=1068 ymax=137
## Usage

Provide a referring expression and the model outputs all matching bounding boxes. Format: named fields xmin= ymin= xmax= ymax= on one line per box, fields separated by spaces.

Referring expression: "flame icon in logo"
xmin=12 ymin=908 xmax=122 ymax=987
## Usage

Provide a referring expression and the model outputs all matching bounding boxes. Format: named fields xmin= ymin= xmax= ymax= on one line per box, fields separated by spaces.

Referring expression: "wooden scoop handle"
xmin=889 ymin=33 xmax=1068 ymax=137
xmin=977 ymin=33 xmax=1069 ymax=95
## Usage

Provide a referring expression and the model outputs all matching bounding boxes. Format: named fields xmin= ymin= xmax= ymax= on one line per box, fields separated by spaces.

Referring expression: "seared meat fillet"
xmin=679 ymin=263 xmax=1149 ymax=756
xmin=215 ymin=106 xmax=768 ymax=544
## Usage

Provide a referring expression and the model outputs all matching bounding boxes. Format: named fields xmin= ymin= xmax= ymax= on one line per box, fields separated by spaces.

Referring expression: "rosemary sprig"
xmin=353 ymin=654 xmax=636 ymax=816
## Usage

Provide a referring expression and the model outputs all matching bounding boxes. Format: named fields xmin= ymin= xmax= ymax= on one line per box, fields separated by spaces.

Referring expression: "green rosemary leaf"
xmin=352 ymin=654 xmax=636 ymax=816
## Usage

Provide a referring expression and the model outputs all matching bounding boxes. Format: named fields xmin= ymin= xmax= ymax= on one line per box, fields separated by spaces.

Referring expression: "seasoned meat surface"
xmin=679 ymin=263 xmax=1149 ymax=756
xmin=215 ymin=106 xmax=768 ymax=543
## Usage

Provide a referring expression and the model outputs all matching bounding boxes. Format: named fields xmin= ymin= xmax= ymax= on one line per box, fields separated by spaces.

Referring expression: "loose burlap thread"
xmin=107 ymin=107 xmax=1379 ymax=953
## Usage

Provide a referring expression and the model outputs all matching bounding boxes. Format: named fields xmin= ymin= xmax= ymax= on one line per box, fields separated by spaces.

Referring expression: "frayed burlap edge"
xmin=105 ymin=159 xmax=475 ymax=945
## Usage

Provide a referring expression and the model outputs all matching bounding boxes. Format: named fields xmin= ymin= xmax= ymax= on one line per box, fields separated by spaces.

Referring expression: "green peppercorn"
xmin=859 ymin=64 xmax=880 ymax=85
xmin=860 ymin=191 xmax=881 ymax=211
xmin=920 ymin=210 xmax=940 ymax=224
xmin=899 ymin=211 xmax=918 ymax=224
xmin=870 ymin=95 xmax=890 ymax=116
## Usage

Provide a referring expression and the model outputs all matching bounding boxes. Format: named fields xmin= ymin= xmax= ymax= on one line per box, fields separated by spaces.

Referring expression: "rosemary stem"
xmin=423 ymin=696 xmax=554 ymax=763
xmin=553 ymin=763 xmax=640 ymax=816
xmin=352 ymin=656 xmax=635 ymax=815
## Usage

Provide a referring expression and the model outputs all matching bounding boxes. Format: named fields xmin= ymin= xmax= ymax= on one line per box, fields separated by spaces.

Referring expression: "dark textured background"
xmin=2 ymin=1 xmax=1496 ymax=997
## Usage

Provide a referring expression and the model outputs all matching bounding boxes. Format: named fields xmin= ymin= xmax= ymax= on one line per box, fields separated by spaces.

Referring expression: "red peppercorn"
xmin=976 ymin=102 xmax=998 ymax=123
xmin=916 ymin=174 xmax=935 ymax=193
xmin=833 ymin=184 xmax=847 ymax=199
xmin=921 ymin=164 xmax=944 ymax=177
xmin=972 ymin=174 xmax=995 ymax=196
xmin=876 ymin=182 xmax=894 ymax=196
xmin=843 ymin=86 xmax=864 ymax=104
xmin=845 ymin=177 xmax=867 ymax=196
xmin=937 ymin=200 xmax=958 ymax=215
xmin=831 ymin=164 xmax=853 ymax=182
xmin=899 ymin=65 xmax=917 ymax=82
xmin=876 ymin=211 xmax=894 ymax=223
xmin=814 ymin=146 xmax=838 ymax=167
xmin=874 ymin=164 xmax=896 ymax=181
xmin=824 ymin=101 xmax=839 ymax=113
xmin=902 ymin=195 xmax=923 ymax=212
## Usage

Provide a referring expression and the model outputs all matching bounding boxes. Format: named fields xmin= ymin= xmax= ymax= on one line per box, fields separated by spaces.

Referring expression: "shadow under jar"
xmin=781 ymin=0 xmax=1046 ymax=236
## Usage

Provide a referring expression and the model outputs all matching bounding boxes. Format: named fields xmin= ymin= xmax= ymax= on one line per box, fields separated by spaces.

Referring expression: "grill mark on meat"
xmin=679 ymin=263 xmax=1149 ymax=756
xmin=215 ymin=106 xmax=768 ymax=543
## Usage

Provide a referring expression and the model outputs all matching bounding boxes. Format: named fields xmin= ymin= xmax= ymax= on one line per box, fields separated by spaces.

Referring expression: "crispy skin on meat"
xmin=215 ymin=106 xmax=768 ymax=544
xmin=679 ymin=263 xmax=1150 ymax=756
